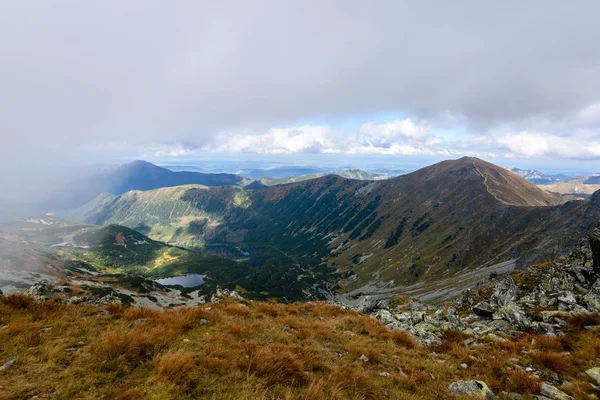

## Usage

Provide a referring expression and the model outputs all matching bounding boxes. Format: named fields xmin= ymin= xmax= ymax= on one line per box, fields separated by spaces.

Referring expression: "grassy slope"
xmin=2 ymin=295 xmax=600 ymax=399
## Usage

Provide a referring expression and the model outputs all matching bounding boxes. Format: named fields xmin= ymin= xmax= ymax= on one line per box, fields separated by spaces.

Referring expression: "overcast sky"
xmin=1 ymin=0 xmax=600 ymax=190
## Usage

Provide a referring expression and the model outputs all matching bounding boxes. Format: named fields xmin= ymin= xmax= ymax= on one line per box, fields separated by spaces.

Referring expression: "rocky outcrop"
xmin=351 ymin=232 xmax=600 ymax=346
xmin=24 ymin=281 xmax=55 ymax=301
xmin=210 ymin=287 xmax=243 ymax=303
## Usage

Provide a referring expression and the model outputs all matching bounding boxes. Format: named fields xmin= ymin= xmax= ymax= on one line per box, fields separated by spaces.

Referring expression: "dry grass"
xmin=2 ymin=294 xmax=600 ymax=399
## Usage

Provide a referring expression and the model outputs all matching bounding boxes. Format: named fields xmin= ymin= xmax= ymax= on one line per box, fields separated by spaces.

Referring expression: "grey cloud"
xmin=1 ymin=1 xmax=600 ymax=189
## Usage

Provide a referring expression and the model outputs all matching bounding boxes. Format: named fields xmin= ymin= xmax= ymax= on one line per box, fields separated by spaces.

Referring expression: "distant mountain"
xmin=251 ymin=169 xmax=390 ymax=187
xmin=331 ymin=169 xmax=390 ymax=180
xmin=504 ymin=167 xmax=554 ymax=184
xmin=585 ymin=175 xmax=600 ymax=184
xmin=69 ymin=157 xmax=594 ymax=299
xmin=238 ymin=166 xmax=326 ymax=179
xmin=46 ymin=160 xmax=246 ymax=210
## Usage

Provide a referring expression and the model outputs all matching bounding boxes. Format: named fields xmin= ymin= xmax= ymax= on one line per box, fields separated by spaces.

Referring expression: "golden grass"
xmin=1 ymin=293 xmax=600 ymax=399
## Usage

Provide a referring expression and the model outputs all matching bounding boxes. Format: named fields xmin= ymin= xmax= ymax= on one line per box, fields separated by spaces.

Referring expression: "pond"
xmin=154 ymin=274 xmax=205 ymax=288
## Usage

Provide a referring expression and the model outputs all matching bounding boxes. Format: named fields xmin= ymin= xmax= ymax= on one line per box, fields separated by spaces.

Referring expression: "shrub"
xmin=506 ymin=368 xmax=542 ymax=394
xmin=389 ymin=329 xmax=417 ymax=349
xmin=155 ymin=349 xmax=194 ymax=383
xmin=238 ymin=344 xmax=308 ymax=387
xmin=1 ymin=294 xmax=34 ymax=310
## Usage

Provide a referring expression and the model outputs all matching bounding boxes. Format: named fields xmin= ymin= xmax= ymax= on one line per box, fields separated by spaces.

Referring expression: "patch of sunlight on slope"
xmin=151 ymin=250 xmax=181 ymax=270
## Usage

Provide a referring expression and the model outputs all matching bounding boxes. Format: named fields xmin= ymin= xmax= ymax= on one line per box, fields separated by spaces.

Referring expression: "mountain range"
xmin=59 ymin=157 xmax=600 ymax=301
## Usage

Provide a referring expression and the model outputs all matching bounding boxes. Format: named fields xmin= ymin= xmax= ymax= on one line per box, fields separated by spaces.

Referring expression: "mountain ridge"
xmin=64 ymin=157 xmax=591 ymax=298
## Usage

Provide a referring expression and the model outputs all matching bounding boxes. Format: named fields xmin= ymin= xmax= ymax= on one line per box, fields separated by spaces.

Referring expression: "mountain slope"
xmin=72 ymin=157 xmax=587 ymax=296
xmin=1 ymin=216 xmax=331 ymax=301
xmin=46 ymin=160 xmax=246 ymax=210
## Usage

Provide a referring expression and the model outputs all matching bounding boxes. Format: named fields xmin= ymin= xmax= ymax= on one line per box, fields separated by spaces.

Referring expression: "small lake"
xmin=154 ymin=274 xmax=205 ymax=287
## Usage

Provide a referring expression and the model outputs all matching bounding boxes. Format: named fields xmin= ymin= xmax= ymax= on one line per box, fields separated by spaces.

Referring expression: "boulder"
xmin=585 ymin=280 xmax=600 ymax=313
xmin=24 ymin=281 xmax=54 ymax=301
xmin=492 ymin=302 xmax=531 ymax=330
xmin=374 ymin=309 xmax=396 ymax=325
xmin=585 ymin=367 xmax=600 ymax=384
xmin=588 ymin=226 xmax=600 ymax=274
xmin=473 ymin=301 xmax=495 ymax=318
xmin=540 ymin=382 xmax=574 ymax=400
xmin=448 ymin=380 xmax=495 ymax=399
xmin=356 ymin=296 xmax=377 ymax=313
xmin=491 ymin=277 xmax=518 ymax=307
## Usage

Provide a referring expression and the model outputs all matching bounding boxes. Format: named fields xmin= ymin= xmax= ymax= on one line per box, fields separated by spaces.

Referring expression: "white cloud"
xmin=358 ymin=119 xmax=430 ymax=146
xmin=203 ymin=118 xmax=439 ymax=155
xmin=496 ymin=130 xmax=600 ymax=159
xmin=206 ymin=125 xmax=338 ymax=154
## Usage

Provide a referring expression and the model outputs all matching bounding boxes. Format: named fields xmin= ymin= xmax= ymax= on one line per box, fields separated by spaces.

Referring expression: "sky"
xmin=1 ymin=0 xmax=600 ymax=201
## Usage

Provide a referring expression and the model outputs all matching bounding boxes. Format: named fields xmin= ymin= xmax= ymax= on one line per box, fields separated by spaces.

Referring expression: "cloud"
xmin=496 ymin=130 xmax=600 ymax=159
xmin=1 ymin=0 xmax=600 ymax=209
xmin=204 ymin=119 xmax=440 ymax=155
xmin=358 ymin=119 xmax=430 ymax=147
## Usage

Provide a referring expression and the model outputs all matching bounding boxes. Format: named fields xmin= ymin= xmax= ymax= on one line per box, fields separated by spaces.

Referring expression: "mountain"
xmin=68 ymin=157 xmax=595 ymax=300
xmin=238 ymin=166 xmax=326 ymax=179
xmin=331 ymin=169 xmax=390 ymax=180
xmin=585 ymin=175 xmax=600 ymax=184
xmin=537 ymin=175 xmax=600 ymax=198
xmin=252 ymin=169 xmax=390 ymax=186
xmin=504 ymin=167 xmax=555 ymax=184
xmin=45 ymin=160 xmax=246 ymax=210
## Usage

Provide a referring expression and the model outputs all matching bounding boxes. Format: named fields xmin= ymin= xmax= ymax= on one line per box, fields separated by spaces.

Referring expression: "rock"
xmin=540 ymin=382 xmax=574 ymax=400
xmin=96 ymin=292 xmax=122 ymax=306
xmin=508 ymin=393 xmax=523 ymax=399
xmin=200 ymin=319 xmax=209 ymax=325
xmin=492 ymin=302 xmax=531 ymax=330
xmin=374 ymin=309 xmax=395 ymax=325
xmin=491 ymin=277 xmax=518 ymax=307
xmin=586 ymin=367 xmax=600 ymax=384
xmin=134 ymin=318 xmax=148 ymax=325
xmin=69 ymin=296 xmax=83 ymax=304
xmin=356 ymin=296 xmax=377 ymax=313
xmin=556 ymin=291 xmax=576 ymax=306
xmin=461 ymin=363 xmax=468 ymax=369
xmin=24 ymin=281 xmax=55 ymax=301
xmin=486 ymin=333 xmax=508 ymax=343
xmin=585 ymin=280 xmax=600 ymax=313
xmin=473 ymin=301 xmax=495 ymax=318
xmin=0 ymin=359 xmax=15 ymax=372
xmin=379 ymin=372 xmax=391 ymax=378
xmin=588 ymin=226 xmax=600 ymax=274
xmin=359 ymin=354 xmax=369 ymax=362
xmin=448 ymin=380 xmax=495 ymax=399
xmin=183 ymin=338 xmax=190 ymax=343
